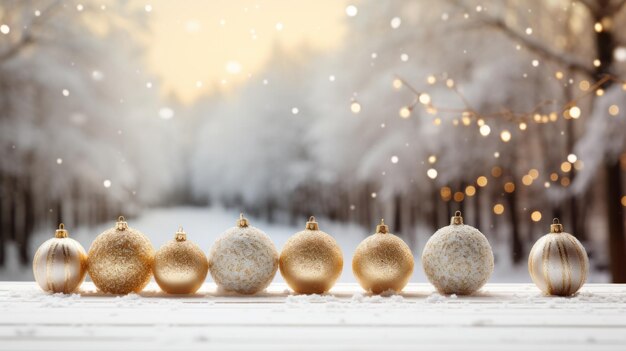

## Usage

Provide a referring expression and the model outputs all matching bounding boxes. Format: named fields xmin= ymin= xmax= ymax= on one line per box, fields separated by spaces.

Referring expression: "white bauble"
xmin=208 ymin=214 xmax=278 ymax=294
xmin=528 ymin=218 xmax=588 ymax=296
xmin=422 ymin=211 xmax=494 ymax=295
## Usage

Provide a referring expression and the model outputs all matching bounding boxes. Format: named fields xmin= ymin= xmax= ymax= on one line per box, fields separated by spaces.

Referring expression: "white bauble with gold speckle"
xmin=528 ymin=218 xmax=588 ymax=296
xmin=208 ymin=214 xmax=278 ymax=295
xmin=422 ymin=211 xmax=494 ymax=295
xmin=33 ymin=224 xmax=87 ymax=294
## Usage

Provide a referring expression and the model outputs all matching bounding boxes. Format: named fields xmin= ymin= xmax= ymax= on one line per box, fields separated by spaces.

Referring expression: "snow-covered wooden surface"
xmin=1 ymin=282 xmax=625 ymax=351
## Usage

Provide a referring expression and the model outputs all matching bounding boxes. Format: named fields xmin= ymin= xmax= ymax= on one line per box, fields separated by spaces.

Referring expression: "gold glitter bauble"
xmin=87 ymin=216 xmax=154 ymax=294
xmin=154 ymin=227 xmax=208 ymax=294
xmin=33 ymin=224 xmax=87 ymax=293
xmin=209 ymin=214 xmax=278 ymax=295
xmin=528 ymin=218 xmax=589 ymax=296
xmin=279 ymin=217 xmax=343 ymax=294
xmin=352 ymin=219 xmax=414 ymax=294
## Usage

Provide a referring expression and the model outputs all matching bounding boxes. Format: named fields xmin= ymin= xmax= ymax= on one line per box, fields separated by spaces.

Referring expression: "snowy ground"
xmin=0 ymin=206 xmax=609 ymax=283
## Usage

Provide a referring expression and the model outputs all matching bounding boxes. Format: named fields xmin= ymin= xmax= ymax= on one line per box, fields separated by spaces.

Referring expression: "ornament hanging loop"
xmin=55 ymin=223 xmax=68 ymax=238
xmin=237 ymin=213 xmax=249 ymax=228
xmin=451 ymin=211 xmax=463 ymax=225
xmin=550 ymin=218 xmax=563 ymax=233
xmin=116 ymin=216 xmax=128 ymax=231
xmin=376 ymin=219 xmax=389 ymax=234
xmin=175 ymin=226 xmax=187 ymax=241
xmin=306 ymin=216 xmax=319 ymax=230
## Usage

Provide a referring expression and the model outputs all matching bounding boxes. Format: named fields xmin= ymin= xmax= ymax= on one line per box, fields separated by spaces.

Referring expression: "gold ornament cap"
xmin=375 ymin=219 xmax=389 ymax=234
xmin=305 ymin=216 xmax=319 ymax=231
xmin=451 ymin=211 xmax=463 ymax=225
xmin=55 ymin=223 xmax=69 ymax=238
xmin=550 ymin=218 xmax=564 ymax=233
xmin=116 ymin=216 xmax=129 ymax=231
xmin=237 ymin=213 xmax=249 ymax=228
xmin=175 ymin=226 xmax=187 ymax=241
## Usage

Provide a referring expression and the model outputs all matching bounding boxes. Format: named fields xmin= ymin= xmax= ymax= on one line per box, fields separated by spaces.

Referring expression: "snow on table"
xmin=0 ymin=282 xmax=625 ymax=351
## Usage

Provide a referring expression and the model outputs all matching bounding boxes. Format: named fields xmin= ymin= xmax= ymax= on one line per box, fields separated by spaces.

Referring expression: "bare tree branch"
xmin=448 ymin=0 xmax=596 ymax=78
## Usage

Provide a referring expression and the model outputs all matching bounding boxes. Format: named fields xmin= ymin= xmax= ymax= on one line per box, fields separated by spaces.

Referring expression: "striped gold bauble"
xmin=32 ymin=224 xmax=87 ymax=294
xmin=528 ymin=218 xmax=589 ymax=296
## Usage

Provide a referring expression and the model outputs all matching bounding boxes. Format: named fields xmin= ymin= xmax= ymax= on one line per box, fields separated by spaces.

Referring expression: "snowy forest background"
xmin=1 ymin=0 xmax=626 ymax=283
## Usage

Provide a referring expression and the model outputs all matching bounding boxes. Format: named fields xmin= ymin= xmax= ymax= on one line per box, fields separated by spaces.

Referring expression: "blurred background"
xmin=1 ymin=0 xmax=625 ymax=283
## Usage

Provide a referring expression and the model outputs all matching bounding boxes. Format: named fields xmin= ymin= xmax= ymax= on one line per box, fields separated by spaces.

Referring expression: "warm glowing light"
xmin=522 ymin=175 xmax=533 ymax=186
xmin=621 ymin=195 xmax=626 ymax=207
xmin=596 ymin=88 xmax=604 ymax=96
xmin=479 ymin=125 xmax=491 ymax=136
xmin=225 ymin=61 xmax=242 ymax=74
xmin=399 ymin=107 xmax=411 ymax=118
xmin=371 ymin=192 xmax=377 ymax=198
xmin=351 ymin=101 xmax=361 ymax=114
xmin=391 ymin=155 xmax=399 ymax=164
xmin=500 ymin=130 xmax=511 ymax=142
xmin=561 ymin=161 xmax=572 ymax=173
xmin=0 ymin=24 xmax=10 ymax=35
xmin=433 ymin=118 xmax=441 ymax=126
xmin=440 ymin=187 xmax=451 ymax=201
xmin=519 ymin=122 xmax=527 ymax=130
xmin=477 ymin=176 xmax=488 ymax=187
xmin=465 ymin=185 xmax=476 ymax=196
xmin=531 ymin=211 xmax=542 ymax=222
xmin=550 ymin=173 xmax=559 ymax=181
xmin=446 ymin=79 xmax=454 ymax=88
xmin=346 ymin=5 xmax=358 ymax=17
xmin=594 ymin=22 xmax=603 ymax=32
xmin=593 ymin=59 xmax=601 ymax=67
xmin=392 ymin=79 xmax=403 ymax=89
xmin=529 ymin=169 xmax=539 ymax=180
xmin=574 ymin=160 xmax=584 ymax=170
xmin=427 ymin=168 xmax=438 ymax=179
xmin=493 ymin=204 xmax=504 ymax=215
xmin=549 ymin=112 xmax=558 ymax=122
xmin=561 ymin=177 xmax=571 ymax=187
xmin=579 ymin=80 xmax=590 ymax=91
xmin=477 ymin=118 xmax=485 ymax=126
xmin=103 ymin=180 xmax=112 ymax=188
xmin=491 ymin=166 xmax=502 ymax=178
xmin=609 ymin=105 xmax=620 ymax=116
xmin=568 ymin=106 xmax=581 ymax=119
xmin=453 ymin=192 xmax=465 ymax=202
xmin=427 ymin=75 xmax=436 ymax=84
xmin=504 ymin=182 xmax=515 ymax=193
xmin=419 ymin=93 xmax=431 ymax=105
xmin=555 ymin=71 xmax=563 ymax=79
xmin=462 ymin=115 xmax=472 ymax=126
xmin=428 ymin=155 xmax=437 ymax=164
xmin=567 ymin=153 xmax=578 ymax=163
xmin=544 ymin=182 xmax=550 ymax=188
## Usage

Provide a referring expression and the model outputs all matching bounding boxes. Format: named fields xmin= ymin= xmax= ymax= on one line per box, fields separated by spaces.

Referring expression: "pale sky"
xmin=138 ymin=0 xmax=349 ymax=103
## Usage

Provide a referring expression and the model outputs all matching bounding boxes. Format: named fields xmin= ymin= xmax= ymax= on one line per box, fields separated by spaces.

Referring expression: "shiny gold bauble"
xmin=352 ymin=219 xmax=414 ymax=294
xmin=529 ymin=218 xmax=589 ymax=296
xmin=422 ymin=211 xmax=494 ymax=295
xmin=33 ymin=224 xmax=87 ymax=293
xmin=209 ymin=214 xmax=279 ymax=295
xmin=279 ymin=217 xmax=343 ymax=294
xmin=154 ymin=227 xmax=208 ymax=294
xmin=87 ymin=216 xmax=154 ymax=294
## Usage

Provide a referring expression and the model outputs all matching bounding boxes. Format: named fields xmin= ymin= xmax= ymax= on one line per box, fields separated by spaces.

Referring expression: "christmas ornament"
xmin=154 ymin=227 xmax=209 ymax=294
xmin=87 ymin=216 xmax=154 ymax=294
xmin=422 ymin=211 xmax=494 ymax=295
xmin=279 ymin=216 xmax=343 ymax=294
xmin=208 ymin=214 xmax=278 ymax=294
xmin=32 ymin=224 xmax=87 ymax=293
xmin=352 ymin=219 xmax=414 ymax=294
xmin=528 ymin=218 xmax=589 ymax=296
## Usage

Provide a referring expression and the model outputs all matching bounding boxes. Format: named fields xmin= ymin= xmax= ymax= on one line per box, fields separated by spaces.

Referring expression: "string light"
xmin=531 ymin=211 xmax=542 ymax=222
xmin=477 ymin=176 xmax=488 ymax=187
xmin=493 ymin=204 xmax=504 ymax=215
xmin=500 ymin=130 xmax=511 ymax=142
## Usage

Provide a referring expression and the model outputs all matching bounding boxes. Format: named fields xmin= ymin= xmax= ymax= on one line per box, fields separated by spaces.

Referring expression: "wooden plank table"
xmin=1 ymin=282 xmax=625 ymax=350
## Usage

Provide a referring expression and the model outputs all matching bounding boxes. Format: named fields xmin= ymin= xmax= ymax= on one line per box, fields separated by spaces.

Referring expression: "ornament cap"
xmin=55 ymin=223 xmax=69 ymax=238
xmin=175 ymin=226 xmax=187 ymax=242
xmin=305 ymin=216 xmax=319 ymax=231
xmin=116 ymin=216 xmax=128 ymax=231
xmin=375 ymin=219 xmax=389 ymax=234
xmin=237 ymin=213 xmax=249 ymax=228
xmin=550 ymin=218 xmax=564 ymax=233
xmin=451 ymin=211 xmax=463 ymax=225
